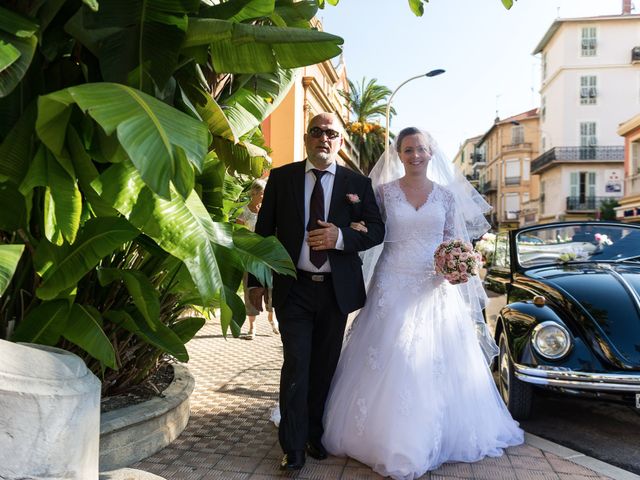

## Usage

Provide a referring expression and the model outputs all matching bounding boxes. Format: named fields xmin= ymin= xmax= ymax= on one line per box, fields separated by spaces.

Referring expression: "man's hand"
xmin=248 ymin=287 xmax=265 ymax=313
xmin=349 ymin=221 xmax=368 ymax=233
xmin=307 ymin=220 xmax=339 ymax=250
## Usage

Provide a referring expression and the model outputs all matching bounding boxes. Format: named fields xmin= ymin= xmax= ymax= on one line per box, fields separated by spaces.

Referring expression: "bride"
xmin=320 ymin=128 xmax=523 ymax=479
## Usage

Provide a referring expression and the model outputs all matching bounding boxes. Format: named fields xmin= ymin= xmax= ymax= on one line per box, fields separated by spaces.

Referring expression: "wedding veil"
xmin=362 ymin=129 xmax=498 ymax=363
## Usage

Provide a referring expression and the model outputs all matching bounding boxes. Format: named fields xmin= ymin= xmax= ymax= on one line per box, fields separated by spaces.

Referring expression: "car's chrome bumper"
xmin=514 ymin=364 xmax=640 ymax=392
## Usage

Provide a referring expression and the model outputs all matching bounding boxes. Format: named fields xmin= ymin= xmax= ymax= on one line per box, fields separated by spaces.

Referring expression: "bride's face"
xmin=399 ymin=134 xmax=431 ymax=175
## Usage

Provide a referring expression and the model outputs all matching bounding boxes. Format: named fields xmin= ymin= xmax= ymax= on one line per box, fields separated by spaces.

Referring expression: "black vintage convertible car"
xmin=484 ymin=221 xmax=640 ymax=419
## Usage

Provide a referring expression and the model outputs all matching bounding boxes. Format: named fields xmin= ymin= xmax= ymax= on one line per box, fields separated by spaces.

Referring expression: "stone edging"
xmin=99 ymin=364 xmax=195 ymax=471
xmin=525 ymin=432 xmax=640 ymax=480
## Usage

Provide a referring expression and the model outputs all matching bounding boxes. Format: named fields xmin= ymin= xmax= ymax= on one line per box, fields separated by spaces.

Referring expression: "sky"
xmin=319 ymin=0 xmax=629 ymax=159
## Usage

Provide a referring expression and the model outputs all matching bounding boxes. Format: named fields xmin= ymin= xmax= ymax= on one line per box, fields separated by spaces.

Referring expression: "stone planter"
xmin=99 ymin=364 xmax=195 ymax=471
xmin=0 ymin=340 xmax=101 ymax=480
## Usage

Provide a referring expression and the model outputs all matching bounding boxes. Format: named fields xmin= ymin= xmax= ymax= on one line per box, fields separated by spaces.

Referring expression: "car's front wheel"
xmin=498 ymin=331 xmax=533 ymax=420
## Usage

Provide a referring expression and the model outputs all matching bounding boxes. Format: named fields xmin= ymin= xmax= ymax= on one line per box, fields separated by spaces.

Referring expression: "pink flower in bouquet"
xmin=433 ymin=238 xmax=483 ymax=285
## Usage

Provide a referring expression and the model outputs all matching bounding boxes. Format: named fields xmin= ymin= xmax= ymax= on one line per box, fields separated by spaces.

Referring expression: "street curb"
xmin=525 ymin=432 xmax=640 ymax=480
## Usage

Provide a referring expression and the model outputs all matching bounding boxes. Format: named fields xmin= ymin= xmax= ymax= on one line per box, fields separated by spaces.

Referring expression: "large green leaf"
xmin=43 ymin=149 xmax=82 ymax=245
xmin=0 ymin=41 xmax=20 ymax=72
xmin=220 ymin=67 xmax=295 ymax=138
xmin=98 ymin=268 xmax=160 ymax=330
xmin=170 ymin=316 xmax=205 ymax=343
xmin=220 ymin=285 xmax=245 ymax=337
xmin=105 ymin=309 xmax=189 ymax=361
xmin=212 ymin=135 xmax=268 ymax=176
xmin=37 ymin=217 xmax=139 ymax=300
xmin=64 ymin=304 xmax=116 ymax=369
xmin=92 ymin=161 xmax=223 ymax=305
xmin=0 ymin=7 xmax=38 ymax=97
xmin=272 ymin=0 xmax=318 ymax=28
xmin=0 ymin=182 xmax=26 ymax=231
xmin=37 ymin=83 xmax=210 ymax=199
xmin=82 ymin=0 xmax=200 ymax=89
xmin=0 ymin=102 xmax=36 ymax=185
xmin=202 ymin=0 xmax=275 ymax=23
xmin=0 ymin=7 xmax=39 ymax=38
xmin=183 ymin=18 xmax=343 ymax=73
xmin=12 ymin=300 xmax=70 ymax=345
xmin=0 ymin=32 xmax=37 ymax=98
xmin=0 ymin=244 xmax=24 ymax=296
xmin=232 ymin=228 xmax=295 ymax=288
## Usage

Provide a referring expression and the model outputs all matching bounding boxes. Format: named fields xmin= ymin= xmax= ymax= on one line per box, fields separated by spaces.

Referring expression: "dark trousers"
xmin=275 ymin=274 xmax=348 ymax=453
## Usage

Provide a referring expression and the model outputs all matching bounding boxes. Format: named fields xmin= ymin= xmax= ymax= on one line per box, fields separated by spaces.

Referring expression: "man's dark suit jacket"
xmin=249 ymin=161 xmax=385 ymax=315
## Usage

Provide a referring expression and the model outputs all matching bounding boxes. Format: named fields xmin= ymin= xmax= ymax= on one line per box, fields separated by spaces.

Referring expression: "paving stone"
xmin=132 ymin=317 xmax=624 ymax=480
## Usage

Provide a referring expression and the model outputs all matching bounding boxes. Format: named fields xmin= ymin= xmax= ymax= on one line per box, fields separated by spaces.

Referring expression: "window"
xmin=541 ymin=137 xmax=546 ymax=152
xmin=542 ymin=52 xmax=548 ymax=79
xmin=580 ymin=76 xmax=597 ymax=105
xmin=632 ymin=140 xmax=640 ymax=176
xmin=541 ymin=96 xmax=546 ymax=122
xmin=580 ymin=122 xmax=597 ymax=159
xmin=505 ymin=159 xmax=521 ymax=185
xmin=523 ymin=158 xmax=530 ymax=181
xmin=505 ymin=193 xmax=520 ymax=219
xmin=581 ymin=27 xmax=597 ymax=57
xmin=570 ymin=171 xmax=596 ymax=202
xmin=511 ymin=126 xmax=524 ymax=145
xmin=540 ymin=180 xmax=546 ymax=214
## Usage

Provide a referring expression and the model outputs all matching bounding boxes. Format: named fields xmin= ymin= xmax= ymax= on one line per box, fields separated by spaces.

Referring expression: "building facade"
xmin=476 ymin=109 xmax=540 ymax=230
xmin=262 ymin=30 xmax=359 ymax=171
xmin=452 ymin=135 xmax=483 ymax=188
xmin=530 ymin=8 xmax=638 ymax=222
xmin=616 ymin=113 xmax=640 ymax=223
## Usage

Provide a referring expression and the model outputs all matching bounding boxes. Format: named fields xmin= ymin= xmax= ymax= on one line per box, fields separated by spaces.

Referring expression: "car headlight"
xmin=531 ymin=321 xmax=572 ymax=360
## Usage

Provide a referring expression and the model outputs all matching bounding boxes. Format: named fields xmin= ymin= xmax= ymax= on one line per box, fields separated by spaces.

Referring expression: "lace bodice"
xmin=376 ymin=180 xmax=455 ymax=274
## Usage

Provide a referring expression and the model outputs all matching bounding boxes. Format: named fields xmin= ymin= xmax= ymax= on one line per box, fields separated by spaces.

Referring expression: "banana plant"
xmin=0 ymin=0 xmax=342 ymax=394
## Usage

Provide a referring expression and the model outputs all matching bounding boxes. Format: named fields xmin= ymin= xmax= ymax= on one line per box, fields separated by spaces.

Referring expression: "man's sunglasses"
xmin=308 ymin=127 xmax=341 ymax=140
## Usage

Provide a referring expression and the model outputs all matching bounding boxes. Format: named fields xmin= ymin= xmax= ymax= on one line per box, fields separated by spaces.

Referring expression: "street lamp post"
xmin=384 ymin=69 xmax=445 ymax=165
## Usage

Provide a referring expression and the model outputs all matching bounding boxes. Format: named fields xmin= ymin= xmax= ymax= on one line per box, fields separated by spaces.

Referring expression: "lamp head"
xmin=425 ymin=69 xmax=445 ymax=77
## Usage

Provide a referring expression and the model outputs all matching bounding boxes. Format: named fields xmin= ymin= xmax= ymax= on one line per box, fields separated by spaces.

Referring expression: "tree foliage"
xmin=0 ymin=0 xmax=343 ymax=393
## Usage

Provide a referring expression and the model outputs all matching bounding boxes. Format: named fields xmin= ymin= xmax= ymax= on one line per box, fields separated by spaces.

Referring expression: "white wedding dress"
xmin=322 ymin=180 xmax=523 ymax=480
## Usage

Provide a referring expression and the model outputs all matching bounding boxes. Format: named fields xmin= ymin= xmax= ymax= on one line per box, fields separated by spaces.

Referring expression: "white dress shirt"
xmin=297 ymin=160 xmax=345 ymax=272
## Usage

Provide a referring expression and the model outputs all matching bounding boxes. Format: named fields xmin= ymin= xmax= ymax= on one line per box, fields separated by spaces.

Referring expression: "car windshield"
xmin=516 ymin=224 xmax=640 ymax=268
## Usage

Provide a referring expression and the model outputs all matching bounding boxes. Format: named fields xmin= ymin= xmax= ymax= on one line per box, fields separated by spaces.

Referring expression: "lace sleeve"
xmin=442 ymin=188 xmax=456 ymax=241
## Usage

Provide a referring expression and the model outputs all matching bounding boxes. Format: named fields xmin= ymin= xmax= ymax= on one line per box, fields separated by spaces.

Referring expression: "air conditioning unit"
xmin=632 ymin=46 xmax=640 ymax=63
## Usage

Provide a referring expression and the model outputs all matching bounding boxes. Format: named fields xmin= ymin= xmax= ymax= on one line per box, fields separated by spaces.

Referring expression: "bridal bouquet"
xmin=434 ymin=239 xmax=483 ymax=284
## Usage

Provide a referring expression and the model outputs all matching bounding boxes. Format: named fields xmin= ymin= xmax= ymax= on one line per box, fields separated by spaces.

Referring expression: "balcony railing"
xmin=531 ymin=146 xmax=624 ymax=173
xmin=565 ymin=196 xmax=614 ymax=211
xmin=502 ymin=142 xmax=532 ymax=152
xmin=480 ymin=181 xmax=496 ymax=193
xmin=504 ymin=176 xmax=521 ymax=186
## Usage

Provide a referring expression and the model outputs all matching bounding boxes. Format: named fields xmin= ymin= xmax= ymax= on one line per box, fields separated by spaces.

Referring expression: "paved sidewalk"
xmin=133 ymin=314 xmax=625 ymax=480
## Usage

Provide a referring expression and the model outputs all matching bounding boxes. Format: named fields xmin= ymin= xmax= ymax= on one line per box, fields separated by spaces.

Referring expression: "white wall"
xmin=540 ymin=17 xmax=640 ymax=151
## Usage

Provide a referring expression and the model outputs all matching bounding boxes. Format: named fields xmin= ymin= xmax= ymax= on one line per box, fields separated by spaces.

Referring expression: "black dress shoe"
xmin=305 ymin=441 xmax=328 ymax=460
xmin=280 ymin=451 xmax=305 ymax=470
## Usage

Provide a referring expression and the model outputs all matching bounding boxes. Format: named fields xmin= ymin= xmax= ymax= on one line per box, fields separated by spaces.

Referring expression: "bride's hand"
xmin=350 ymin=221 xmax=368 ymax=233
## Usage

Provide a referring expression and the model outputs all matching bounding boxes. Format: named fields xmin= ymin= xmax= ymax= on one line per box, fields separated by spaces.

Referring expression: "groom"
xmin=249 ymin=112 xmax=384 ymax=470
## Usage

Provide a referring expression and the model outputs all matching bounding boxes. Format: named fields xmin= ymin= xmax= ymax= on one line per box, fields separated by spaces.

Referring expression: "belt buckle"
xmin=311 ymin=274 xmax=324 ymax=282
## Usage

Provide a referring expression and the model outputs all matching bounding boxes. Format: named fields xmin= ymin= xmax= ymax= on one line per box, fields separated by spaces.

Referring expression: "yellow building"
xmin=262 ymin=34 xmax=359 ymax=171
xmin=452 ymin=135 xmax=483 ymax=188
xmin=476 ymin=109 xmax=540 ymax=230
xmin=615 ymin=114 xmax=640 ymax=223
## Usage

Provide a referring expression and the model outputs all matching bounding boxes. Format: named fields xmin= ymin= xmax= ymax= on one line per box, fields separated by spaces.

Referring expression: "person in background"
xmin=236 ymin=179 xmax=279 ymax=339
